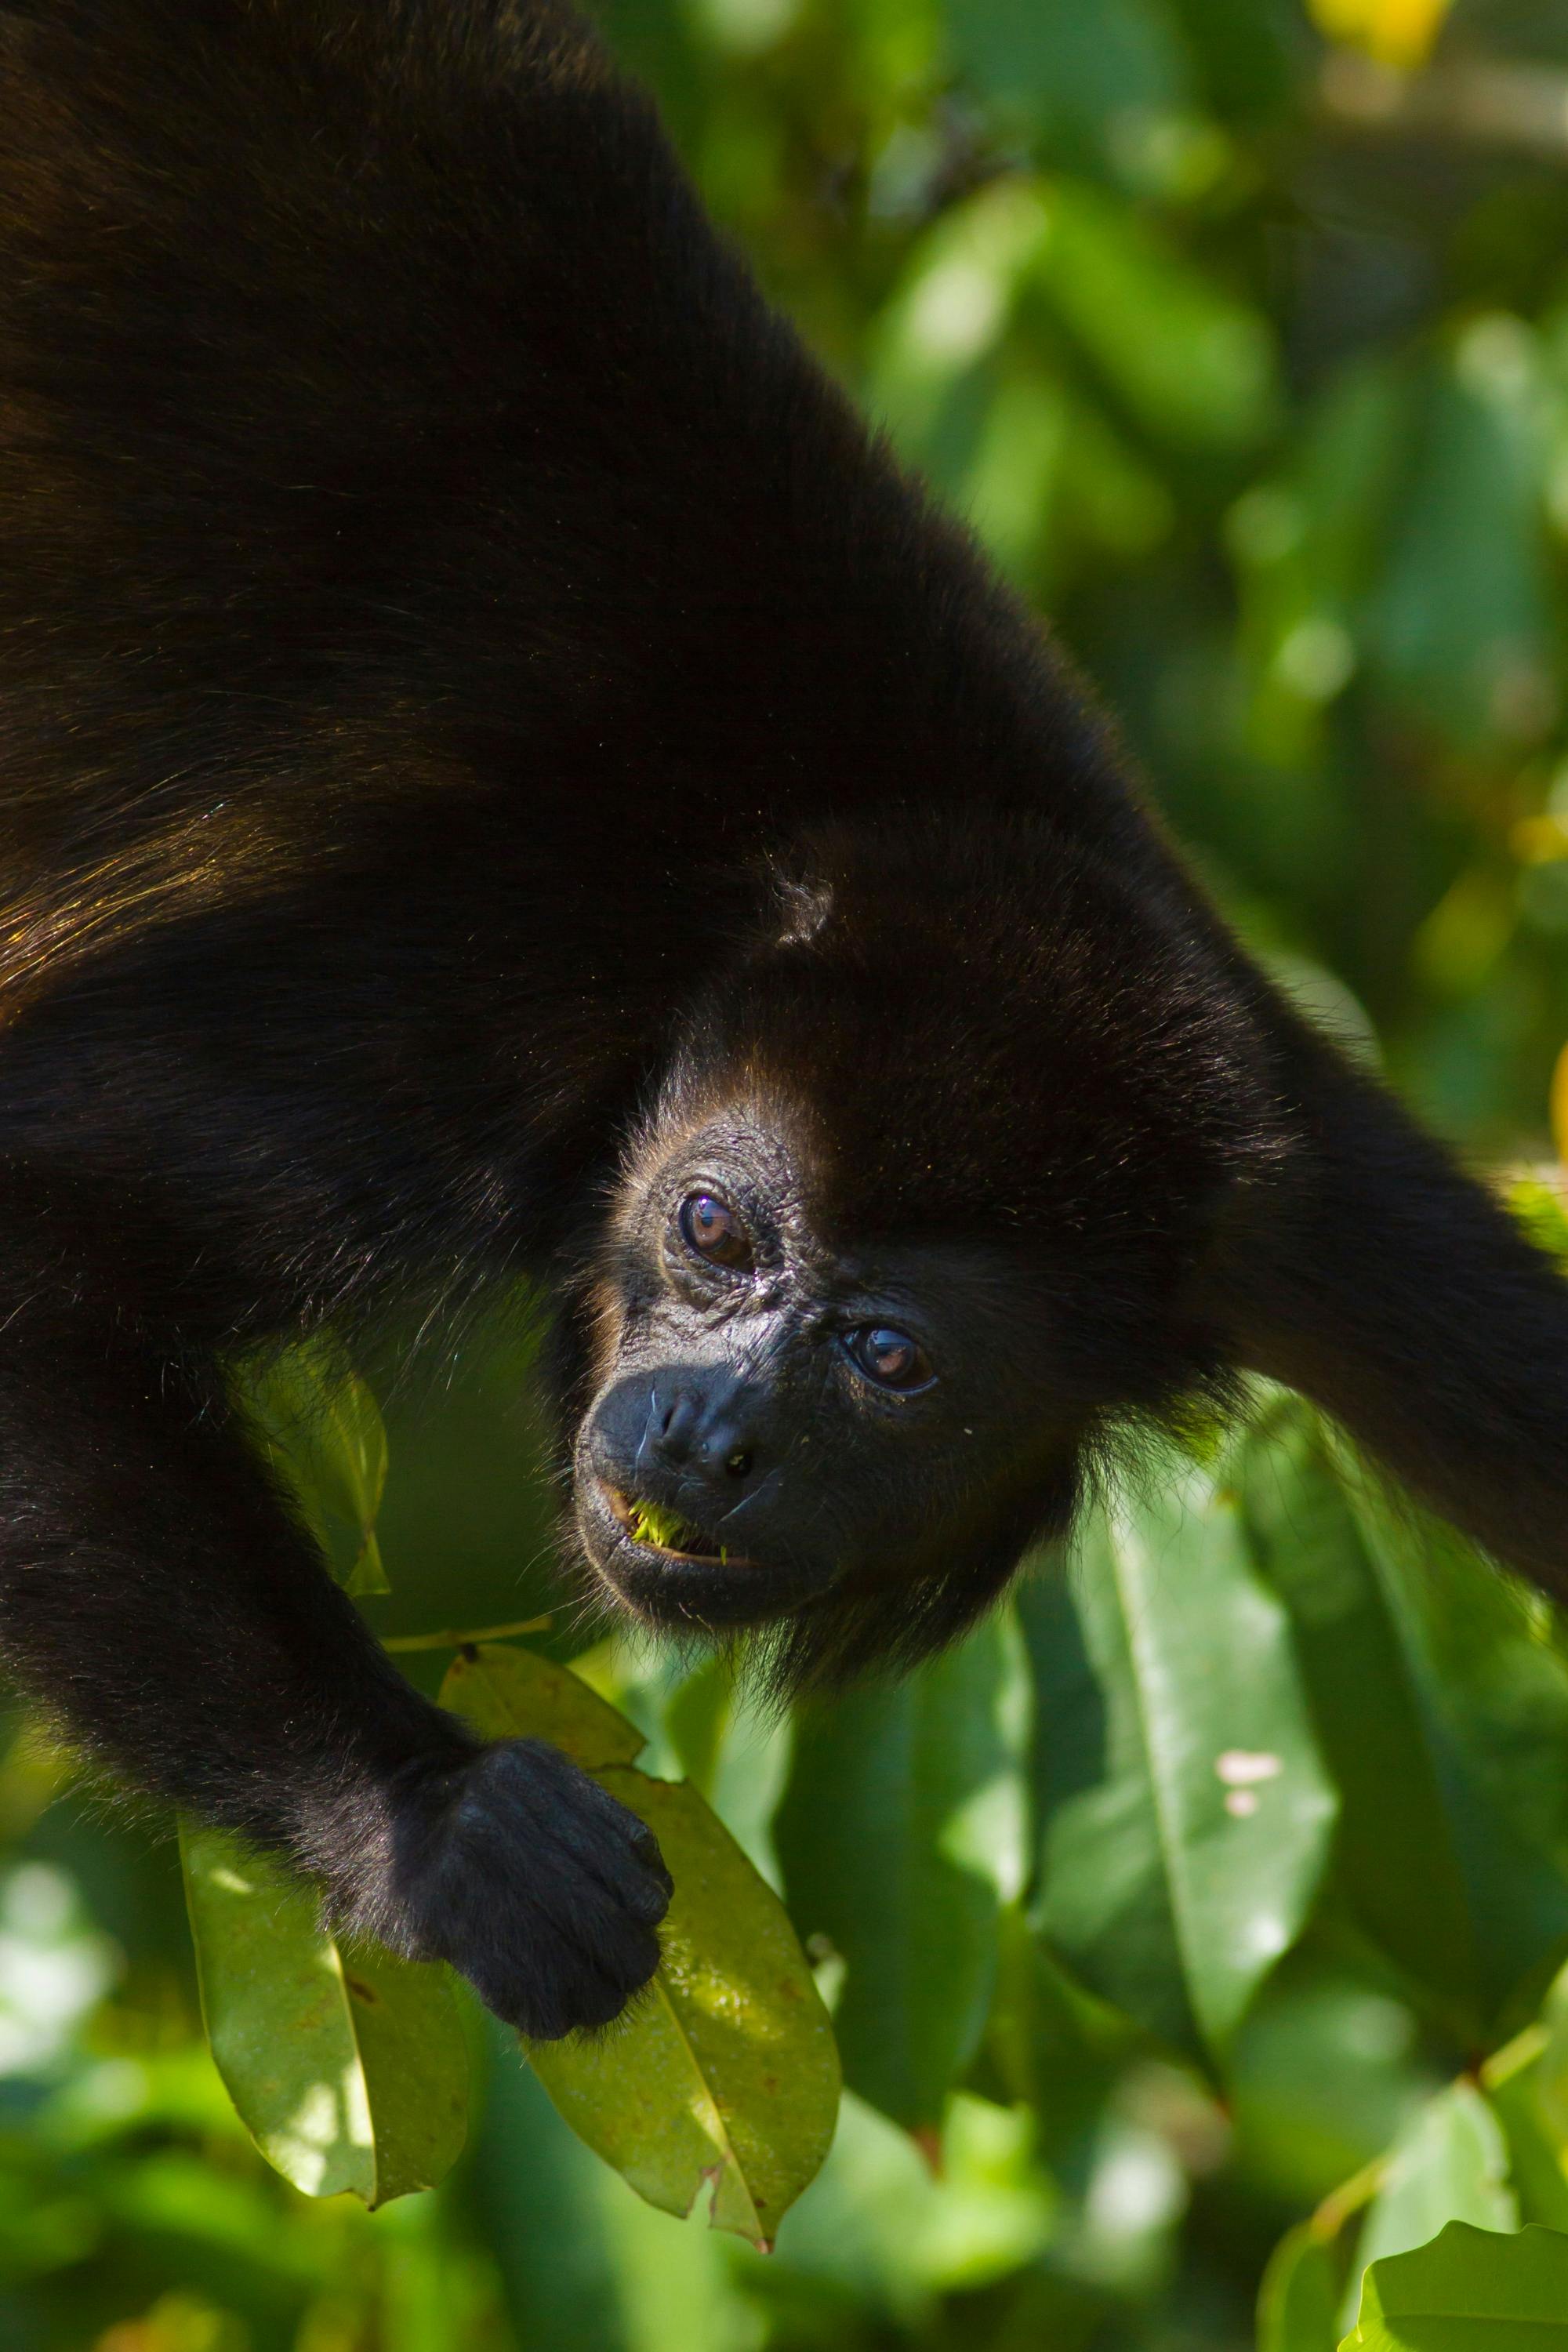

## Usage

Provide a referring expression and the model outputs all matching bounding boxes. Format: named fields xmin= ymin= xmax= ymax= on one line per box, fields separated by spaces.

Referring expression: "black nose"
xmin=648 ymin=1377 xmax=760 ymax=1486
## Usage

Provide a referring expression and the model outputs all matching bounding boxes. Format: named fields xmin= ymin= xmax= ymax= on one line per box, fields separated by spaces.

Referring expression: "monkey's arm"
xmin=1210 ymin=1021 xmax=1568 ymax=1598
xmin=0 ymin=1173 xmax=668 ymax=2038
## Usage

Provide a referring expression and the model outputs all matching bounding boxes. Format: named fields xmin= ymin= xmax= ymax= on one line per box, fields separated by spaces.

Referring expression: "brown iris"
xmin=845 ymin=1324 xmax=935 ymax=1392
xmin=677 ymin=1190 xmax=752 ymax=1271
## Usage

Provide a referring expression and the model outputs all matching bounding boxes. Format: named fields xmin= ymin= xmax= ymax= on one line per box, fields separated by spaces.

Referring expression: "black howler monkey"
xmin=0 ymin=0 xmax=1562 ymax=2040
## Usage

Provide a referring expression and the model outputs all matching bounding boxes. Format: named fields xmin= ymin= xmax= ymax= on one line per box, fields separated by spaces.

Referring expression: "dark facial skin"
xmin=573 ymin=1108 xmax=1081 ymax=1671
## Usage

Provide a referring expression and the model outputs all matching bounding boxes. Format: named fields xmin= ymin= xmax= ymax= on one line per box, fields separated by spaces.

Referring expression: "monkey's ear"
xmin=771 ymin=872 xmax=833 ymax=947
xmin=1205 ymin=1033 xmax=1568 ymax=1606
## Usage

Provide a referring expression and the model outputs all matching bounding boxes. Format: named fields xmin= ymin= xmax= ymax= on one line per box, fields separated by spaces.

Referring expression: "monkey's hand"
xmin=345 ymin=1738 xmax=673 ymax=2039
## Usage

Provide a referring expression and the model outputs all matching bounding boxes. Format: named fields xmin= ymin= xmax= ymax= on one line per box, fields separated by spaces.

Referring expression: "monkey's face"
xmin=568 ymin=818 xmax=1265 ymax=1681
xmin=570 ymin=1109 xmax=1086 ymax=1682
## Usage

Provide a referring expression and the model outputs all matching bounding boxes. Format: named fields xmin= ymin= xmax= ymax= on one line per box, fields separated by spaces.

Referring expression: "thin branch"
xmin=382 ymin=1613 xmax=553 ymax=1653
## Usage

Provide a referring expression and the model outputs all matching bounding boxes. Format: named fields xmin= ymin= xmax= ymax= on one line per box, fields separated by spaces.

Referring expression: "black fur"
xmin=0 ymin=0 xmax=1561 ymax=2034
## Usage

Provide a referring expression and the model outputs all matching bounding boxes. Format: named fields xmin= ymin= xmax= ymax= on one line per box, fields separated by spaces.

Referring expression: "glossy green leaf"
xmin=439 ymin=1640 xmax=645 ymax=1770
xmin=180 ymin=1822 xmax=466 ymax=2206
xmin=1341 ymin=1477 xmax=1568 ymax=2021
xmin=1026 ymin=1456 xmax=1337 ymax=2061
xmin=774 ymin=1610 xmax=1029 ymax=2130
xmin=234 ymin=1339 xmax=390 ymax=1597
xmin=526 ymin=1770 xmax=839 ymax=2250
xmin=1341 ymin=2220 xmax=1568 ymax=2350
xmin=439 ymin=1644 xmax=838 ymax=2245
xmin=1238 ymin=1401 xmax=1483 ymax=2027
xmin=1345 ymin=2084 xmax=1517 ymax=2329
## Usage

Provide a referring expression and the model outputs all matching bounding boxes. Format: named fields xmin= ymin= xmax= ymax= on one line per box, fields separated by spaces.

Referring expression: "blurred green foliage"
xmin=9 ymin=0 xmax=1568 ymax=2346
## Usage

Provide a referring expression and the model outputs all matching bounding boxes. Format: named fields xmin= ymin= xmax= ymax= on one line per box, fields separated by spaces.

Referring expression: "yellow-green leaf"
xmin=529 ymin=1769 xmax=839 ymax=2247
xmin=440 ymin=1640 xmax=645 ymax=1769
xmin=439 ymin=1642 xmax=840 ymax=2244
xmin=1341 ymin=2219 xmax=1568 ymax=2348
xmin=180 ymin=1822 xmax=466 ymax=2207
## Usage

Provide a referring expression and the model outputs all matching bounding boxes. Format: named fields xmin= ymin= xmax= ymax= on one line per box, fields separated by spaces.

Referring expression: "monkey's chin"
xmin=577 ymin=1475 xmax=831 ymax=1632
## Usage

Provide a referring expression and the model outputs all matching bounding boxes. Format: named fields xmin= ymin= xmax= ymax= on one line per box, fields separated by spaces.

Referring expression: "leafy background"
xmin=9 ymin=0 xmax=1568 ymax=2343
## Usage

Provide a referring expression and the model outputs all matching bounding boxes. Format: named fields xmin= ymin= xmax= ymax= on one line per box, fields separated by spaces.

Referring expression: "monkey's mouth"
xmin=579 ymin=1473 xmax=827 ymax=1632
xmin=602 ymin=1483 xmax=751 ymax=1570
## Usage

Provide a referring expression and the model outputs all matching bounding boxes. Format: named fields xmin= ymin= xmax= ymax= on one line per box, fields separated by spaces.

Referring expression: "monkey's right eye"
xmin=677 ymin=1191 xmax=753 ymax=1272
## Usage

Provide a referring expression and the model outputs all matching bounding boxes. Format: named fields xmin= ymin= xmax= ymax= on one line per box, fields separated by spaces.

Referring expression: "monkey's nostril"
xmin=652 ymin=1391 xmax=699 ymax=1465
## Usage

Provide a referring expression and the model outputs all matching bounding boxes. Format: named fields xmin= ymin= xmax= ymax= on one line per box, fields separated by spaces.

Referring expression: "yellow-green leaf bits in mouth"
xmin=608 ymin=1487 xmax=735 ymax=1566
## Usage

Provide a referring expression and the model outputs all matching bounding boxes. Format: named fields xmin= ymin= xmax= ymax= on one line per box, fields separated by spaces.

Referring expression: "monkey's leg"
xmin=0 ymin=1182 xmax=668 ymax=2038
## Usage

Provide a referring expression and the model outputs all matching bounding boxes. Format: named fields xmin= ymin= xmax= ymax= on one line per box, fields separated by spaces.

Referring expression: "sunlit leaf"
xmin=180 ymin=1823 xmax=466 ymax=2206
xmin=527 ymin=1771 xmax=838 ymax=2249
xmin=866 ymin=179 xmax=1052 ymax=463
xmin=774 ymin=1610 xmax=1029 ymax=2130
xmin=439 ymin=1640 xmax=644 ymax=1769
xmin=1344 ymin=1485 xmax=1568 ymax=2016
xmin=1345 ymin=2084 xmax=1516 ymax=2329
xmin=440 ymin=1644 xmax=838 ymax=2245
xmin=1341 ymin=2219 xmax=1568 ymax=2350
xmin=1239 ymin=1402 xmax=1482 ymax=2027
xmin=1027 ymin=1454 xmax=1337 ymax=2062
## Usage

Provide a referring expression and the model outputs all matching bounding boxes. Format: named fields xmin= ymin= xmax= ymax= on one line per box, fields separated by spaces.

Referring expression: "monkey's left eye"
xmin=844 ymin=1325 xmax=935 ymax=1393
xmin=677 ymin=1190 xmax=753 ymax=1272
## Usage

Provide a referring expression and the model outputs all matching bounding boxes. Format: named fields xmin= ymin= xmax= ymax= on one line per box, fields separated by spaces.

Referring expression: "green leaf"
xmin=985 ymin=1904 xmax=1136 ymax=2165
xmin=1031 ymin=182 xmax=1277 ymax=450
xmin=180 ymin=1822 xmax=467 ymax=2207
xmin=1025 ymin=1455 xmax=1337 ymax=2061
xmin=1483 ymin=2026 xmax=1568 ymax=2235
xmin=439 ymin=1644 xmax=838 ymax=2245
xmin=526 ymin=1770 xmax=839 ymax=2250
xmin=1347 ymin=2084 xmax=1518 ymax=2328
xmin=948 ymin=0 xmax=1193 ymax=144
xmin=234 ymin=1340 xmax=390 ymax=1596
xmin=773 ymin=1610 xmax=1029 ymax=2130
xmin=1341 ymin=1479 xmax=1568 ymax=2022
xmin=1228 ymin=359 xmax=1408 ymax=761
xmin=439 ymin=1641 xmax=645 ymax=1770
xmin=1369 ymin=325 xmax=1553 ymax=749
xmin=1341 ymin=2220 xmax=1568 ymax=2350
xmin=1237 ymin=1402 xmax=1484 ymax=2027
xmin=1260 ymin=2221 xmax=1342 ymax=2352
xmin=866 ymin=180 xmax=1053 ymax=462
